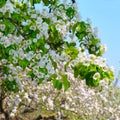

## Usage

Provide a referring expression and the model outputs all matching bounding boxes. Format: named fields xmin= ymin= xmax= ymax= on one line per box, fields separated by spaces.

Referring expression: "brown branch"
xmin=0 ymin=92 xmax=9 ymax=120
xmin=71 ymin=0 xmax=76 ymax=3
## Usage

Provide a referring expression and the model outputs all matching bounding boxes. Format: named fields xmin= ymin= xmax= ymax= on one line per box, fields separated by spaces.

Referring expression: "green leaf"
xmin=64 ymin=61 xmax=69 ymax=71
xmin=57 ymin=3 xmax=65 ymax=8
xmin=49 ymin=55 xmax=57 ymax=70
xmin=48 ymin=24 xmax=65 ymax=50
xmin=42 ymin=18 xmax=51 ymax=24
xmin=36 ymin=38 xmax=47 ymax=53
xmin=65 ymin=46 xmax=79 ymax=59
xmin=66 ymin=7 xmax=76 ymax=19
xmin=86 ymin=78 xmax=99 ymax=87
xmin=0 ymin=0 xmax=6 ymax=8
xmin=5 ymin=44 xmax=18 ymax=54
xmin=28 ymin=70 xmax=36 ymax=79
xmin=29 ymin=43 xmax=36 ymax=51
xmin=8 ymin=55 xmax=13 ymax=62
xmin=89 ymin=64 xmax=97 ymax=72
xmin=42 ymin=0 xmax=58 ymax=6
xmin=76 ymin=32 xmax=86 ymax=40
xmin=53 ymin=79 xmax=62 ymax=90
xmin=85 ymin=72 xmax=100 ymax=87
xmin=2 ymin=66 xmax=9 ymax=74
xmin=89 ymin=37 xmax=100 ymax=46
xmin=65 ymin=41 xmax=76 ymax=47
xmin=72 ymin=22 xmax=78 ymax=34
xmin=102 ymin=70 xmax=114 ymax=81
xmin=11 ymin=12 xmax=22 ymax=23
xmin=4 ymin=11 xmax=10 ymax=18
xmin=18 ymin=58 xmax=30 ymax=70
xmin=73 ymin=62 xmax=89 ymax=79
xmin=47 ymin=74 xmax=57 ymax=81
xmin=73 ymin=66 xmax=79 ymax=78
xmin=38 ymin=78 xmax=44 ymax=84
xmin=2 ymin=19 xmax=15 ymax=35
xmin=0 ymin=12 xmax=2 ymax=17
xmin=42 ymin=0 xmax=49 ymax=6
xmin=35 ymin=0 xmax=41 ymax=3
xmin=2 ymin=78 xmax=19 ymax=93
xmin=62 ymin=75 xmax=70 ymax=91
xmin=30 ymin=30 xmax=39 ymax=38
xmin=23 ymin=25 xmax=31 ymax=33
xmin=0 ymin=44 xmax=18 ymax=60
xmin=38 ymin=67 xmax=48 ymax=75
xmin=80 ymin=21 xmax=86 ymax=32
xmin=50 ymin=0 xmax=58 ymax=5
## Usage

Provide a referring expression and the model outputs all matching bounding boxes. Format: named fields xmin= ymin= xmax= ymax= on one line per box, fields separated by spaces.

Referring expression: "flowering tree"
xmin=0 ymin=0 xmax=114 ymax=119
xmin=33 ymin=74 xmax=120 ymax=120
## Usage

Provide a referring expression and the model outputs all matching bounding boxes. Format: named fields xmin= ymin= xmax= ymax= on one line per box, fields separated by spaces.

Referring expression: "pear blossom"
xmin=0 ymin=0 xmax=115 ymax=119
xmin=93 ymin=72 xmax=100 ymax=80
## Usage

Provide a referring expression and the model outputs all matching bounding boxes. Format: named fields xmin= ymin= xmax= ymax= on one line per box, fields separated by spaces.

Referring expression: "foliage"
xmin=25 ymin=76 xmax=119 ymax=120
xmin=0 ymin=0 xmax=114 ymax=118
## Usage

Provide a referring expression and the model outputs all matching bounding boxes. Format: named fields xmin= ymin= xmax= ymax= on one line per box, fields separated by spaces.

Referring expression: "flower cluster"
xmin=31 ymin=74 xmax=120 ymax=120
xmin=0 ymin=0 xmax=114 ymax=118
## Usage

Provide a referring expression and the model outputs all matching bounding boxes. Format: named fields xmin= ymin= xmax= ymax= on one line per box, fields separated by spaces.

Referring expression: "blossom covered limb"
xmin=0 ymin=0 xmax=115 ymax=119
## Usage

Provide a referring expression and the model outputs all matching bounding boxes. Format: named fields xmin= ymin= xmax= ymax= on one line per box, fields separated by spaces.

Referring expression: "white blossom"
xmin=93 ymin=72 xmax=100 ymax=80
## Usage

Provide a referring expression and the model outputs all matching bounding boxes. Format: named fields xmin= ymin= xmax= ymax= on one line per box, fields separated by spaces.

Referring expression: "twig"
xmin=71 ymin=0 xmax=76 ymax=3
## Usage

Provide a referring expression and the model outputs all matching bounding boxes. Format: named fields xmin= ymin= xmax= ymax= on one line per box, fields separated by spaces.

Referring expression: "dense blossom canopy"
xmin=0 ymin=0 xmax=114 ymax=118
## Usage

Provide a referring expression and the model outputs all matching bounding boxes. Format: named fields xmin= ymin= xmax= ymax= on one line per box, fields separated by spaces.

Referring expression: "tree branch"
xmin=71 ymin=0 xmax=76 ymax=3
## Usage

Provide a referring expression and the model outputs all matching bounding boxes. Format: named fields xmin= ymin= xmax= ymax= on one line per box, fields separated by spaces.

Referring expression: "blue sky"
xmin=77 ymin=0 xmax=120 ymax=77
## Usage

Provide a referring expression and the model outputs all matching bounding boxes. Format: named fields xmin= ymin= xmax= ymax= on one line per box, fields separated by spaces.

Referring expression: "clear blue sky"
xmin=77 ymin=0 xmax=120 ymax=77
